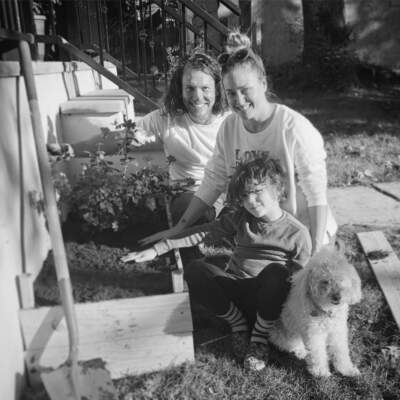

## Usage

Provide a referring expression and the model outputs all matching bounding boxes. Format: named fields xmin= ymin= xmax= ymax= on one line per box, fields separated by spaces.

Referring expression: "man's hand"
xmin=121 ymin=248 xmax=157 ymax=263
xmin=131 ymin=127 xmax=154 ymax=146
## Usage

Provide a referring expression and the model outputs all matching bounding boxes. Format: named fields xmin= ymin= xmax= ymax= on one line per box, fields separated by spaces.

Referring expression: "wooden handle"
xmin=18 ymin=40 xmax=79 ymax=367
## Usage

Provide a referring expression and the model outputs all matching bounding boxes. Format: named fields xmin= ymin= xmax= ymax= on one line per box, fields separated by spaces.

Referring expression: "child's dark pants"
xmin=184 ymin=259 xmax=297 ymax=324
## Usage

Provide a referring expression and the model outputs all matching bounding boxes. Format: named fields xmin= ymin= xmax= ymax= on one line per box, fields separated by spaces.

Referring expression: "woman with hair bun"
xmin=139 ymin=31 xmax=337 ymax=369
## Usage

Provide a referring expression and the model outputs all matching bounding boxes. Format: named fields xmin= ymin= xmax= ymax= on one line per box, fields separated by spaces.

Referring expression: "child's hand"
xmin=121 ymin=248 xmax=157 ymax=263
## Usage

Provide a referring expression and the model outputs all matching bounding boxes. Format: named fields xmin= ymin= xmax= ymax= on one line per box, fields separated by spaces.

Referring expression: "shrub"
xmin=67 ymin=161 xmax=191 ymax=233
xmin=63 ymin=117 xmax=194 ymax=234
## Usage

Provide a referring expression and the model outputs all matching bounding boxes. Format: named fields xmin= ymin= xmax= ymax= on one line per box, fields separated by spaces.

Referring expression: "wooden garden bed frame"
xmin=19 ymin=195 xmax=194 ymax=385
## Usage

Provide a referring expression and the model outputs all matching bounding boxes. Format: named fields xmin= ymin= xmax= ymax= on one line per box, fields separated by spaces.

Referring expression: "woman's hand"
xmin=311 ymin=240 xmax=323 ymax=256
xmin=308 ymin=205 xmax=328 ymax=256
xmin=138 ymin=225 xmax=182 ymax=247
xmin=121 ymin=248 xmax=157 ymax=263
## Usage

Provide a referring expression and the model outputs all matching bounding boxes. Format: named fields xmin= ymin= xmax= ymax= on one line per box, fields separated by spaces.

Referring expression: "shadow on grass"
xmin=283 ymin=88 xmax=400 ymax=138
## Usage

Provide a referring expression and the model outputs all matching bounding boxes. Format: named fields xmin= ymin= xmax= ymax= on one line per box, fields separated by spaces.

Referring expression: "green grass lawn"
xmin=286 ymin=87 xmax=400 ymax=187
xmin=23 ymin=88 xmax=400 ymax=400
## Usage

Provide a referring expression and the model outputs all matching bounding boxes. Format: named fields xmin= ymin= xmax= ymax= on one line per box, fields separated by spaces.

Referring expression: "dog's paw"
xmin=292 ymin=346 xmax=307 ymax=360
xmin=337 ymin=364 xmax=360 ymax=377
xmin=308 ymin=365 xmax=331 ymax=377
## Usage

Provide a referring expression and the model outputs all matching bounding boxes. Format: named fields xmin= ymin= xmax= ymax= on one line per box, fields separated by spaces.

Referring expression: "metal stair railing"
xmin=152 ymin=0 xmax=223 ymax=52
xmin=177 ymin=0 xmax=230 ymax=37
xmin=219 ymin=0 xmax=241 ymax=16
xmin=1 ymin=0 xmax=242 ymax=108
xmin=35 ymin=34 xmax=159 ymax=110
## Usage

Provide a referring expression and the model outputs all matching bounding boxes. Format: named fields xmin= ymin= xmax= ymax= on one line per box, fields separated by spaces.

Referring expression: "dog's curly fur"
xmin=269 ymin=246 xmax=362 ymax=377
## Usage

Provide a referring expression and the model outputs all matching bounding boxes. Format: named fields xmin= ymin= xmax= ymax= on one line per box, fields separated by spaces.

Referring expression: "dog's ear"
xmin=334 ymin=238 xmax=345 ymax=253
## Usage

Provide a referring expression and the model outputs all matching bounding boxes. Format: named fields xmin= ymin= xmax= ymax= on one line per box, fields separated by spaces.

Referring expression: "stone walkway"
xmin=328 ymin=182 xmax=400 ymax=227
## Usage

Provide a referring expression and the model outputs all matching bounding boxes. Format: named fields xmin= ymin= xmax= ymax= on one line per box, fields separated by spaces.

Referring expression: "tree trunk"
xmin=301 ymin=0 xmax=348 ymax=66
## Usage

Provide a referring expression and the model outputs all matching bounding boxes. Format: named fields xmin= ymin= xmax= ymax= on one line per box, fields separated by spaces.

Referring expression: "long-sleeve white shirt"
xmin=195 ymin=104 xmax=337 ymax=242
xmin=136 ymin=109 xmax=231 ymax=189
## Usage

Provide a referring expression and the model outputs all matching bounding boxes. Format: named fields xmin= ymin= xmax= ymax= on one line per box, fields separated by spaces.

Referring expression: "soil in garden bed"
xmin=34 ymin=240 xmax=173 ymax=306
xmin=61 ymin=210 xmax=168 ymax=249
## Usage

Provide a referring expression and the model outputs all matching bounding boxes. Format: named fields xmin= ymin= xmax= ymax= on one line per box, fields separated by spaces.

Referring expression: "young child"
xmin=122 ymin=153 xmax=312 ymax=371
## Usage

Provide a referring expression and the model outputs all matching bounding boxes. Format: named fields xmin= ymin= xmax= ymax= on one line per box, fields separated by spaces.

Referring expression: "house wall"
xmin=0 ymin=61 xmax=117 ymax=400
xmin=251 ymin=0 xmax=400 ymax=69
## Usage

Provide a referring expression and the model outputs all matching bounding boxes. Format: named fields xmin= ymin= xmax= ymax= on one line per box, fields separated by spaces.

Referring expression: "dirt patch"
xmin=34 ymin=240 xmax=173 ymax=306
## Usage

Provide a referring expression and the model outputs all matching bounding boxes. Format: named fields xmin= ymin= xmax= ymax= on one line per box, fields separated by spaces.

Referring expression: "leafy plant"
xmin=67 ymin=118 xmax=194 ymax=233
xmin=68 ymin=161 xmax=192 ymax=233
xmin=29 ymin=142 xmax=73 ymax=222
xmin=102 ymin=116 xmax=138 ymax=177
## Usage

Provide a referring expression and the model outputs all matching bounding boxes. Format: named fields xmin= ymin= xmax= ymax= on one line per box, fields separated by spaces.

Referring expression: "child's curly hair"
xmin=226 ymin=152 xmax=287 ymax=209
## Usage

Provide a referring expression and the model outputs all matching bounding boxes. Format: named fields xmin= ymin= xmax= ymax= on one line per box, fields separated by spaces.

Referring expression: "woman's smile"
xmin=223 ymin=65 xmax=272 ymax=131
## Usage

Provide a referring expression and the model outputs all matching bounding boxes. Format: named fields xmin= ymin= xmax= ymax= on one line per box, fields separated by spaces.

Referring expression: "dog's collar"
xmin=307 ymin=287 xmax=333 ymax=318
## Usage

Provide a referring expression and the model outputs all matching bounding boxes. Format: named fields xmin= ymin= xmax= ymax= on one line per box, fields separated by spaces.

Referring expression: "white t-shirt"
xmin=136 ymin=109 xmax=231 ymax=189
xmin=195 ymin=104 xmax=337 ymax=242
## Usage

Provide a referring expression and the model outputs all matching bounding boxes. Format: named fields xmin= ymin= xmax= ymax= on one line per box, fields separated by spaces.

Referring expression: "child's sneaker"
xmin=244 ymin=342 xmax=270 ymax=371
xmin=231 ymin=330 xmax=250 ymax=359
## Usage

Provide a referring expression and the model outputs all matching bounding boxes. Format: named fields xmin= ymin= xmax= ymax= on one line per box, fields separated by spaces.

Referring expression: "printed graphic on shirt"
xmin=234 ymin=149 xmax=270 ymax=166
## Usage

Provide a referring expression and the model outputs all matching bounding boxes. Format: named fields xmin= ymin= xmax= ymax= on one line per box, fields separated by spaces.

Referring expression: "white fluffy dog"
xmin=269 ymin=246 xmax=362 ymax=377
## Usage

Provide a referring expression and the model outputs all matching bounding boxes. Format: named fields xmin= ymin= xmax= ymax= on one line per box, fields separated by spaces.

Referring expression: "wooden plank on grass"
xmin=20 ymin=292 xmax=192 ymax=345
xmin=26 ymin=331 xmax=193 ymax=382
xmin=20 ymin=292 xmax=194 ymax=381
xmin=357 ymin=231 xmax=400 ymax=330
xmin=372 ymin=182 xmax=400 ymax=202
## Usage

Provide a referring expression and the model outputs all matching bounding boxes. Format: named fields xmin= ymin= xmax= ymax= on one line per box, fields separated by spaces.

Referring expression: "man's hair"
xmin=227 ymin=152 xmax=286 ymax=208
xmin=163 ymin=52 xmax=227 ymax=117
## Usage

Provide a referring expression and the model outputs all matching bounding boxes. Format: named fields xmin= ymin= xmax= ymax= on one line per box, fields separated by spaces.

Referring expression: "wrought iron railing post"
xmin=132 ymin=0 xmax=140 ymax=80
xmin=149 ymin=1 xmax=156 ymax=88
xmin=102 ymin=0 xmax=109 ymax=53
xmin=138 ymin=0 xmax=148 ymax=95
xmin=117 ymin=0 xmax=126 ymax=80
xmin=95 ymin=0 xmax=104 ymax=67
xmin=161 ymin=0 xmax=168 ymax=88
xmin=1 ymin=0 xmax=10 ymax=28
xmin=85 ymin=0 xmax=92 ymax=45
xmin=26 ymin=0 xmax=38 ymax=59
xmin=181 ymin=3 xmax=186 ymax=55
xmin=17 ymin=0 xmax=26 ymax=33
xmin=139 ymin=28 xmax=148 ymax=96
xmin=11 ymin=0 xmax=21 ymax=31
xmin=7 ymin=0 xmax=17 ymax=31
xmin=75 ymin=0 xmax=84 ymax=47
xmin=47 ymin=0 xmax=56 ymax=36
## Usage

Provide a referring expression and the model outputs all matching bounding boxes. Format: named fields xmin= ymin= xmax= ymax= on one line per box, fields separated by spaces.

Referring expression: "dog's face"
xmin=307 ymin=249 xmax=362 ymax=312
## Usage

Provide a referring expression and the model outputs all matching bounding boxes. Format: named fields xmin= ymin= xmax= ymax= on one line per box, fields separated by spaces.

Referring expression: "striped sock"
xmin=250 ymin=313 xmax=276 ymax=345
xmin=217 ymin=302 xmax=248 ymax=333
